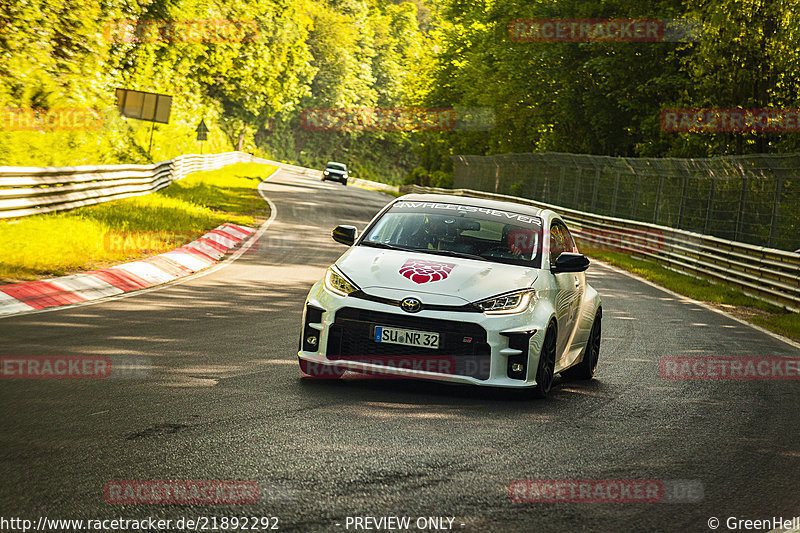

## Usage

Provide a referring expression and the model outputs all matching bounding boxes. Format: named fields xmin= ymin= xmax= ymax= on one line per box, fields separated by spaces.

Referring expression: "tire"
xmin=341 ymin=179 xmax=347 ymax=186
xmin=299 ymin=358 xmax=345 ymax=379
xmin=561 ymin=311 xmax=601 ymax=381
xmin=531 ymin=325 xmax=557 ymax=399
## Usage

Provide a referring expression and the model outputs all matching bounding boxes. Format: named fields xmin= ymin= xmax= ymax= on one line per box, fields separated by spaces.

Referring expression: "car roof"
xmin=395 ymin=193 xmax=547 ymax=219
xmin=326 ymin=161 xmax=346 ymax=166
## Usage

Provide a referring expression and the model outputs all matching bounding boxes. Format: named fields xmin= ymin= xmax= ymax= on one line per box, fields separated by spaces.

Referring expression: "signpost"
xmin=196 ymin=119 xmax=209 ymax=154
xmin=114 ymin=88 xmax=173 ymax=156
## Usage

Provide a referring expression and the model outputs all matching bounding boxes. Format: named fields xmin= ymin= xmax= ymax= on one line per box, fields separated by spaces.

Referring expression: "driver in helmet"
xmin=407 ymin=215 xmax=460 ymax=250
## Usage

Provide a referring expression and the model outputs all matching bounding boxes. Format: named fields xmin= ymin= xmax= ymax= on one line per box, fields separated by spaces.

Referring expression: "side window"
xmin=368 ymin=214 xmax=406 ymax=243
xmin=549 ymin=220 xmax=576 ymax=265
xmin=561 ymin=222 xmax=577 ymax=253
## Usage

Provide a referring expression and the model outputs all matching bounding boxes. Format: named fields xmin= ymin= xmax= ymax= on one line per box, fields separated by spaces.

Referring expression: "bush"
xmin=403 ymin=167 xmax=453 ymax=188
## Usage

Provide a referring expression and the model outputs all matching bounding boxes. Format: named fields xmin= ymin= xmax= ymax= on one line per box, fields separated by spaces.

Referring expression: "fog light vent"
xmin=301 ymin=304 xmax=324 ymax=352
xmin=501 ymin=330 xmax=535 ymax=381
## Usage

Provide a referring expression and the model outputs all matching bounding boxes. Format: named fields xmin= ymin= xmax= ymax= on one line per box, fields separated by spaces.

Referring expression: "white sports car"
xmin=298 ymin=194 xmax=602 ymax=398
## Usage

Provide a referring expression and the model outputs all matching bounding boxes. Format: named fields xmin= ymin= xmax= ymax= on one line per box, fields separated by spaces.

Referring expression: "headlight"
xmin=324 ymin=170 xmax=329 ymax=175
xmin=474 ymin=290 xmax=536 ymax=315
xmin=324 ymin=267 xmax=359 ymax=296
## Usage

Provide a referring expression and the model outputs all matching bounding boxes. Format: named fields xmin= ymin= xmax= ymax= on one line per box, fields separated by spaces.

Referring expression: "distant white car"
xmin=321 ymin=161 xmax=348 ymax=185
xmin=298 ymin=194 xmax=602 ymax=398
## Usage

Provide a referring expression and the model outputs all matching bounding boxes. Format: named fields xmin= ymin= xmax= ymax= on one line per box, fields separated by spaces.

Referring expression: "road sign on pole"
xmin=115 ymin=88 xmax=173 ymax=158
xmin=196 ymin=120 xmax=209 ymax=141
xmin=196 ymin=120 xmax=209 ymax=154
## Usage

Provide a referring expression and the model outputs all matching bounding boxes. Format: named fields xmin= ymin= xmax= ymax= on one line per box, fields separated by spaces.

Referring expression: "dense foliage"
xmin=2 ymin=0 xmax=799 ymax=182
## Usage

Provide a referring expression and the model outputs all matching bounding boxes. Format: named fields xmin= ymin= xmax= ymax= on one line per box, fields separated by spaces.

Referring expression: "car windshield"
xmin=361 ymin=200 xmax=543 ymax=268
xmin=326 ymin=162 xmax=346 ymax=171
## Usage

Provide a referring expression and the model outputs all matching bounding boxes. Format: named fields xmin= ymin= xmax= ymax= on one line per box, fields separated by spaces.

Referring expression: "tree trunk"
xmin=236 ymin=128 xmax=245 ymax=151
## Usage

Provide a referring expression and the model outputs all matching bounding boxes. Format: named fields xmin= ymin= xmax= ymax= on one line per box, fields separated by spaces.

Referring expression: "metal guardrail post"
xmin=760 ymin=154 xmax=785 ymax=249
xmin=704 ymin=175 xmax=716 ymax=234
xmin=770 ymin=177 xmax=783 ymax=249
xmin=611 ymin=171 xmax=620 ymax=217
xmin=677 ymin=166 xmax=690 ymax=229
xmin=654 ymin=174 xmax=664 ymax=224
xmin=735 ymin=176 xmax=748 ymax=242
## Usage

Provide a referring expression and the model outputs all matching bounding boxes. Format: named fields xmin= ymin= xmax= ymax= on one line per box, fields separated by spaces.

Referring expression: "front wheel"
xmin=531 ymin=326 xmax=556 ymax=399
xmin=562 ymin=312 xmax=601 ymax=380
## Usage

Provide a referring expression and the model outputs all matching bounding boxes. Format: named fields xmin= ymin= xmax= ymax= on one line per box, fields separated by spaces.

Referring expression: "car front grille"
xmin=326 ymin=307 xmax=491 ymax=380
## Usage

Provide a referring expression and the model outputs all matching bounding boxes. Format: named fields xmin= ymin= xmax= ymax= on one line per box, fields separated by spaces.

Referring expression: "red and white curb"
xmin=0 ymin=223 xmax=254 ymax=316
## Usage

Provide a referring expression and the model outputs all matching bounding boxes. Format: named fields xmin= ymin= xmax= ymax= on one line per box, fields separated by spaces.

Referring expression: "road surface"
xmin=1 ymin=168 xmax=798 ymax=532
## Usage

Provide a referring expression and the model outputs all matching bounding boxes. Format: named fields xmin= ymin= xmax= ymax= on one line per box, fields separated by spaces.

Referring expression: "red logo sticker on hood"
xmin=399 ymin=259 xmax=455 ymax=284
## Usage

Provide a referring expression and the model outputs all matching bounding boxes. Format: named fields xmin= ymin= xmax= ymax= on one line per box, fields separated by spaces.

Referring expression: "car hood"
xmin=335 ymin=246 xmax=538 ymax=304
xmin=325 ymin=169 xmax=346 ymax=175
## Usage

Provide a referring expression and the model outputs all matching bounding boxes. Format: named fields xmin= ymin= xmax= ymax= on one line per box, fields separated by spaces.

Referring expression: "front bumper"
xmin=298 ymin=281 xmax=550 ymax=388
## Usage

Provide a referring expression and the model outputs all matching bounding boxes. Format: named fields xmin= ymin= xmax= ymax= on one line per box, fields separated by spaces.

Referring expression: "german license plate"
xmin=374 ymin=326 xmax=440 ymax=349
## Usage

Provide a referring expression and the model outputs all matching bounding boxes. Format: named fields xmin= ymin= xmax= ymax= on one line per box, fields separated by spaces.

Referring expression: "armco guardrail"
xmin=348 ymin=177 xmax=399 ymax=193
xmin=399 ymin=184 xmax=800 ymax=311
xmin=0 ymin=152 xmax=274 ymax=219
xmin=453 ymin=152 xmax=800 ymax=251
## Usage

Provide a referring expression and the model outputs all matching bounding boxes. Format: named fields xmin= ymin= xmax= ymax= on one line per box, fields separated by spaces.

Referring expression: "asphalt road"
xmin=1 ymin=168 xmax=798 ymax=533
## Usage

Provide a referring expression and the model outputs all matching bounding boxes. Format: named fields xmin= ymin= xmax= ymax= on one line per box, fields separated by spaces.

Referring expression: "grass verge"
xmin=582 ymin=246 xmax=800 ymax=342
xmin=0 ymin=162 xmax=276 ymax=283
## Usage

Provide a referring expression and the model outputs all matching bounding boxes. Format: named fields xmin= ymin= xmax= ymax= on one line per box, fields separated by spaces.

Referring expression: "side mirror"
xmin=551 ymin=252 xmax=590 ymax=273
xmin=332 ymin=225 xmax=358 ymax=246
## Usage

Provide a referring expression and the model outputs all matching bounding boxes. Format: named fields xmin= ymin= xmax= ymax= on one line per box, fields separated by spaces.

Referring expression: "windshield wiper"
xmin=361 ymin=242 xmax=489 ymax=262
xmin=409 ymin=248 xmax=488 ymax=262
xmin=360 ymin=241 xmax=410 ymax=251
